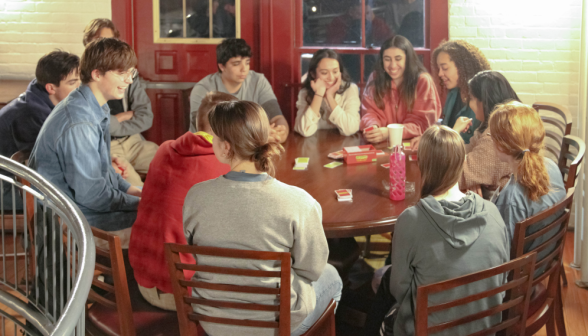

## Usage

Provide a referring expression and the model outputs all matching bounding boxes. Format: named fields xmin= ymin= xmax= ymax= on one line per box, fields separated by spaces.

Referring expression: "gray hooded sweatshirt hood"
xmin=389 ymin=192 xmax=509 ymax=336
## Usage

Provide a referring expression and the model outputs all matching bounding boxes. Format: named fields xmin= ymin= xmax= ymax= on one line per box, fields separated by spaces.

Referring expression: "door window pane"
xmin=186 ymin=0 xmax=236 ymax=38
xmin=303 ymin=0 xmax=362 ymax=46
xmin=155 ymin=0 xmax=239 ymax=42
xmin=186 ymin=0 xmax=210 ymax=37
xmin=213 ymin=0 xmax=237 ymax=38
xmin=370 ymin=0 xmax=424 ymax=48
xmin=159 ymin=0 xmax=184 ymax=38
xmin=303 ymin=0 xmax=424 ymax=48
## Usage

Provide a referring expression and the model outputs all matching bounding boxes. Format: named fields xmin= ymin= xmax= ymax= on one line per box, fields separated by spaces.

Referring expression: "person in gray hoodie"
xmin=365 ymin=125 xmax=510 ymax=336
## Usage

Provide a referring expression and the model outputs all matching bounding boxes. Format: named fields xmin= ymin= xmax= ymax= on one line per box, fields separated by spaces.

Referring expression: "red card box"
xmin=343 ymin=145 xmax=378 ymax=165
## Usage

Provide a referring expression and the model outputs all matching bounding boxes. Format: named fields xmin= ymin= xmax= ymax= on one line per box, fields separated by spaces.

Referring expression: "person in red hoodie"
xmin=129 ymin=92 xmax=233 ymax=310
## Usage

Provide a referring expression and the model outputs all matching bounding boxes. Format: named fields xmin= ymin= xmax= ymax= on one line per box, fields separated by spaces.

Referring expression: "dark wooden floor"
xmin=336 ymin=231 xmax=588 ymax=336
xmin=0 ymin=231 xmax=586 ymax=335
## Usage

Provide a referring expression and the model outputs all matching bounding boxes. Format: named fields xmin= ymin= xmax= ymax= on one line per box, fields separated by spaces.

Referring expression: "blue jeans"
xmin=291 ymin=264 xmax=343 ymax=336
xmin=2 ymin=181 xmax=23 ymax=212
xmin=82 ymin=210 xmax=137 ymax=231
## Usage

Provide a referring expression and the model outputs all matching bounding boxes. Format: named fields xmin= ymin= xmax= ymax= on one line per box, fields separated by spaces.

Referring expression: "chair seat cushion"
xmin=87 ymin=279 xmax=180 ymax=336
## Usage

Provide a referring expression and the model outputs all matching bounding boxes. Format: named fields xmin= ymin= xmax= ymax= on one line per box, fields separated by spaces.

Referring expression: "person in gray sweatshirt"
xmin=365 ymin=125 xmax=510 ymax=336
xmin=183 ymin=100 xmax=342 ymax=336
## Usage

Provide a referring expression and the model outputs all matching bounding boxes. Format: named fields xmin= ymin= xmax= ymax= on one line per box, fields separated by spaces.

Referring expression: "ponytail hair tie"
xmin=522 ymin=149 xmax=530 ymax=153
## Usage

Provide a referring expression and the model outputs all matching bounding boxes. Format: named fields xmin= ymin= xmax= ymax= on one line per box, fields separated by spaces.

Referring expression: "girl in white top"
xmin=294 ymin=49 xmax=360 ymax=137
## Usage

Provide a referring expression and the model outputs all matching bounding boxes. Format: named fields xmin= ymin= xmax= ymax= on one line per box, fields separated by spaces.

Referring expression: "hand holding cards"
xmin=364 ymin=125 xmax=377 ymax=133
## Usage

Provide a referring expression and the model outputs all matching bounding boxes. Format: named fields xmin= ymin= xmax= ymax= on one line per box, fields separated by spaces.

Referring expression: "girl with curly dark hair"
xmin=294 ymin=49 xmax=360 ymax=137
xmin=361 ymin=35 xmax=442 ymax=144
xmin=432 ymin=40 xmax=491 ymax=144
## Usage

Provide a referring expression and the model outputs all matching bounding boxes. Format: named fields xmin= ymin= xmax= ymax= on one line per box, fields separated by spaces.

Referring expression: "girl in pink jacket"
xmin=361 ymin=35 xmax=442 ymax=144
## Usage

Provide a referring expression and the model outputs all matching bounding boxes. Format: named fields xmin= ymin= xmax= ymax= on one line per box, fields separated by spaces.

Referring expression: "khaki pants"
xmin=111 ymin=134 xmax=159 ymax=187
xmin=93 ymin=226 xmax=133 ymax=250
xmin=138 ymin=285 xmax=177 ymax=311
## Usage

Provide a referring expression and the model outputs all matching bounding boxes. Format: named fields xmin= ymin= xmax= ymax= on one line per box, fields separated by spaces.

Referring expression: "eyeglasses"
xmin=111 ymin=68 xmax=138 ymax=81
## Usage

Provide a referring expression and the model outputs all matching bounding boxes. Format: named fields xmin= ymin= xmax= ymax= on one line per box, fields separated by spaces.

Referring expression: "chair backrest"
xmin=557 ymin=135 xmax=585 ymax=191
xmin=88 ymin=227 xmax=136 ymax=336
xmin=415 ymin=252 xmax=537 ymax=336
xmin=511 ymin=187 xmax=574 ymax=285
xmin=533 ymin=102 xmax=572 ymax=163
xmin=165 ymin=243 xmax=292 ymax=336
xmin=10 ymin=151 xmax=35 ymax=243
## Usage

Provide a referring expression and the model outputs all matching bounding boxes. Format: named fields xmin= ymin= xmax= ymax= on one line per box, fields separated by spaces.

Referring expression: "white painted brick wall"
xmin=449 ymin=0 xmax=582 ymax=136
xmin=0 ymin=0 xmax=111 ymax=80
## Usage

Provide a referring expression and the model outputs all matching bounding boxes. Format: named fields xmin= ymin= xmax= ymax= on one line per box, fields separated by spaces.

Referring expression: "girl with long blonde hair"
xmin=489 ymin=102 xmax=566 ymax=249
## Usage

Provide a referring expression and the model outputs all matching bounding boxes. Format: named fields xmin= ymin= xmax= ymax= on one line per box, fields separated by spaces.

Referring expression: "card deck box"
xmin=343 ymin=145 xmax=378 ymax=165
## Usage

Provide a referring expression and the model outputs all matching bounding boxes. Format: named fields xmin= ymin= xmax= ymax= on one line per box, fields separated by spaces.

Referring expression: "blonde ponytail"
xmin=488 ymin=102 xmax=550 ymax=201
xmin=517 ymin=150 xmax=550 ymax=201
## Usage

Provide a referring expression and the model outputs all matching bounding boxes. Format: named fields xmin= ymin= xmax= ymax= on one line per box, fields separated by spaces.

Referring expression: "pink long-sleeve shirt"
xmin=360 ymin=73 xmax=442 ymax=139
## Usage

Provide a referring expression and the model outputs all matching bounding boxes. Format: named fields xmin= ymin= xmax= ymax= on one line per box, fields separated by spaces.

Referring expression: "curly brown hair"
xmin=432 ymin=40 xmax=491 ymax=102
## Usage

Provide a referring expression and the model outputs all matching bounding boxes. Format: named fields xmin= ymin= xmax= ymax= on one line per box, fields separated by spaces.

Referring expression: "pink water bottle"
xmin=389 ymin=145 xmax=405 ymax=201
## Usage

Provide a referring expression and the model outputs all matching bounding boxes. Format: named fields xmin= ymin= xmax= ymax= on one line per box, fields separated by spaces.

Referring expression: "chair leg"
xmin=328 ymin=310 xmax=336 ymax=336
xmin=561 ymin=262 xmax=568 ymax=287
xmin=363 ymin=235 xmax=371 ymax=258
xmin=546 ymin=313 xmax=557 ymax=336
xmin=555 ymin=283 xmax=567 ymax=336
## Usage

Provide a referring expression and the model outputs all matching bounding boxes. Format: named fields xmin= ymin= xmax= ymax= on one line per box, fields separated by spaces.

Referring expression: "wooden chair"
xmin=414 ymin=252 xmax=537 ymax=336
xmin=510 ymin=188 xmax=575 ymax=336
xmin=557 ymin=135 xmax=585 ymax=191
xmin=533 ymin=102 xmax=573 ymax=163
xmin=86 ymin=227 xmax=136 ymax=336
xmin=555 ymin=135 xmax=584 ymax=287
xmin=86 ymin=228 xmax=180 ymax=336
xmin=165 ymin=243 xmax=336 ymax=336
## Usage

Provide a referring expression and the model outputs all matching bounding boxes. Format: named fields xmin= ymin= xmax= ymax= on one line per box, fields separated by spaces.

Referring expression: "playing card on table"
xmin=335 ymin=189 xmax=353 ymax=202
xmin=381 ymin=163 xmax=390 ymax=169
xmin=293 ymin=157 xmax=310 ymax=170
xmin=409 ymin=154 xmax=418 ymax=161
xmin=328 ymin=150 xmax=344 ymax=160
xmin=324 ymin=161 xmax=343 ymax=169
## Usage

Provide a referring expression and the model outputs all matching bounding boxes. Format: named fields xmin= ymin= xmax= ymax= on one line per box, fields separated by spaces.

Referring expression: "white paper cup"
xmin=387 ymin=124 xmax=404 ymax=148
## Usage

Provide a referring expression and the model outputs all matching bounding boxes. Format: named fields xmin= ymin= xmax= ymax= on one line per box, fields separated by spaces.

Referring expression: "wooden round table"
xmin=275 ymin=129 xmax=422 ymax=238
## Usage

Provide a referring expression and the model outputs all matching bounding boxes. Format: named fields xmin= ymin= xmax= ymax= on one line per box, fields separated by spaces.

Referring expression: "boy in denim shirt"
xmin=29 ymin=38 xmax=141 ymax=245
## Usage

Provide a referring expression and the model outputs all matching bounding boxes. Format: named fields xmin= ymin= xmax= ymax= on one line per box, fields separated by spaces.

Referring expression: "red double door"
xmin=113 ymin=0 xmax=296 ymax=145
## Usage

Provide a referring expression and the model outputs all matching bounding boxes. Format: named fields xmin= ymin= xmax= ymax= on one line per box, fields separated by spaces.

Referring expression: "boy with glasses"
xmin=84 ymin=18 xmax=159 ymax=187
xmin=29 ymin=38 xmax=141 ymax=242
